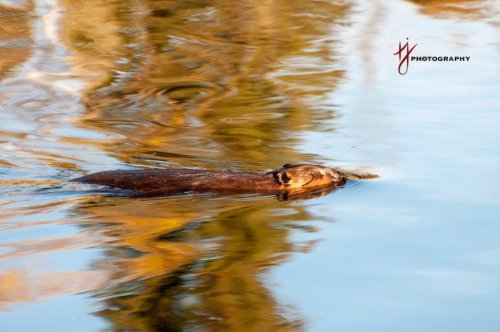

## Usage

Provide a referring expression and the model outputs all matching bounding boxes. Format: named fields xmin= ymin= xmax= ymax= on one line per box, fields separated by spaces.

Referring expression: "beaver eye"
xmin=313 ymin=172 xmax=323 ymax=179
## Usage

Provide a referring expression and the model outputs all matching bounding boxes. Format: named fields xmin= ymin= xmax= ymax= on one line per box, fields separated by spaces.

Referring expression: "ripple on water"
xmin=0 ymin=76 xmax=121 ymax=175
xmin=219 ymin=112 xmax=286 ymax=124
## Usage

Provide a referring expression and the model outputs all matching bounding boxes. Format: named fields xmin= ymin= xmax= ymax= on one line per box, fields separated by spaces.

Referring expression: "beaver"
xmin=72 ymin=164 xmax=376 ymax=197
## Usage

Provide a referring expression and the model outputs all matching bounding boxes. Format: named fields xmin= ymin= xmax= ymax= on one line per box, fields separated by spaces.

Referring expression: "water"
xmin=0 ymin=0 xmax=499 ymax=331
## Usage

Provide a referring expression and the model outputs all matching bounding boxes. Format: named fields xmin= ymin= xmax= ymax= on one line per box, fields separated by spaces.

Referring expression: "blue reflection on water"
xmin=270 ymin=0 xmax=500 ymax=330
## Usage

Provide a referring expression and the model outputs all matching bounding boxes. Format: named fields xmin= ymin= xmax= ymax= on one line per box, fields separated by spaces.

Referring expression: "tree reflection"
xmin=57 ymin=0 xmax=349 ymax=330
xmin=74 ymin=195 xmax=322 ymax=331
xmin=407 ymin=0 xmax=491 ymax=20
xmin=59 ymin=0 xmax=349 ymax=169
xmin=0 ymin=2 xmax=33 ymax=80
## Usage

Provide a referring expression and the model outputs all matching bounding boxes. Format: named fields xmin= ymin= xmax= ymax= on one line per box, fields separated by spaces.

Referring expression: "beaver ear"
xmin=273 ymin=169 xmax=291 ymax=186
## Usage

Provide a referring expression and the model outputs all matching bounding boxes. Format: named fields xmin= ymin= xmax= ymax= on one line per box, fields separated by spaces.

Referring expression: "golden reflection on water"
xmin=75 ymin=195 xmax=318 ymax=330
xmin=408 ymin=0 xmax=493 ymax=20
xmin=62 ymin=0 xmax=349 ymax=169
xmin=0 ymin=4 xmax=32 ymax=81
xmin=0 ymin=0 xmax=348 ymax=329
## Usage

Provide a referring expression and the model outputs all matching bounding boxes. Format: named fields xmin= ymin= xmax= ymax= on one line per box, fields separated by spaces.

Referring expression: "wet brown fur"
xmin=72 ymin=164 xmax=364 ymax=195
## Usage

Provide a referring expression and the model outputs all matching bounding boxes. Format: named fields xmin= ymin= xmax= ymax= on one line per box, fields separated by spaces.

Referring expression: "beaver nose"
xmin=327 ymin=169 xmax=339 ymax=179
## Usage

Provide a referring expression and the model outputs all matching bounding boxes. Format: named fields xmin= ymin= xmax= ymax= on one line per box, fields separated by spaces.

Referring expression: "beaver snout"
xmin=273 ymin=164 xmax=345 ymax=191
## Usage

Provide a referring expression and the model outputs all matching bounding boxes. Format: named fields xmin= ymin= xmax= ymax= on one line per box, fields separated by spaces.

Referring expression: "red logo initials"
xmin=393 ymin=38 xmax=417 ymax=75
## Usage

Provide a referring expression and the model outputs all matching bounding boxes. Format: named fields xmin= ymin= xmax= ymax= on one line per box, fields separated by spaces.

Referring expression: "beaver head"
xmin=271 ymin=164 xmax=344 ymax=191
